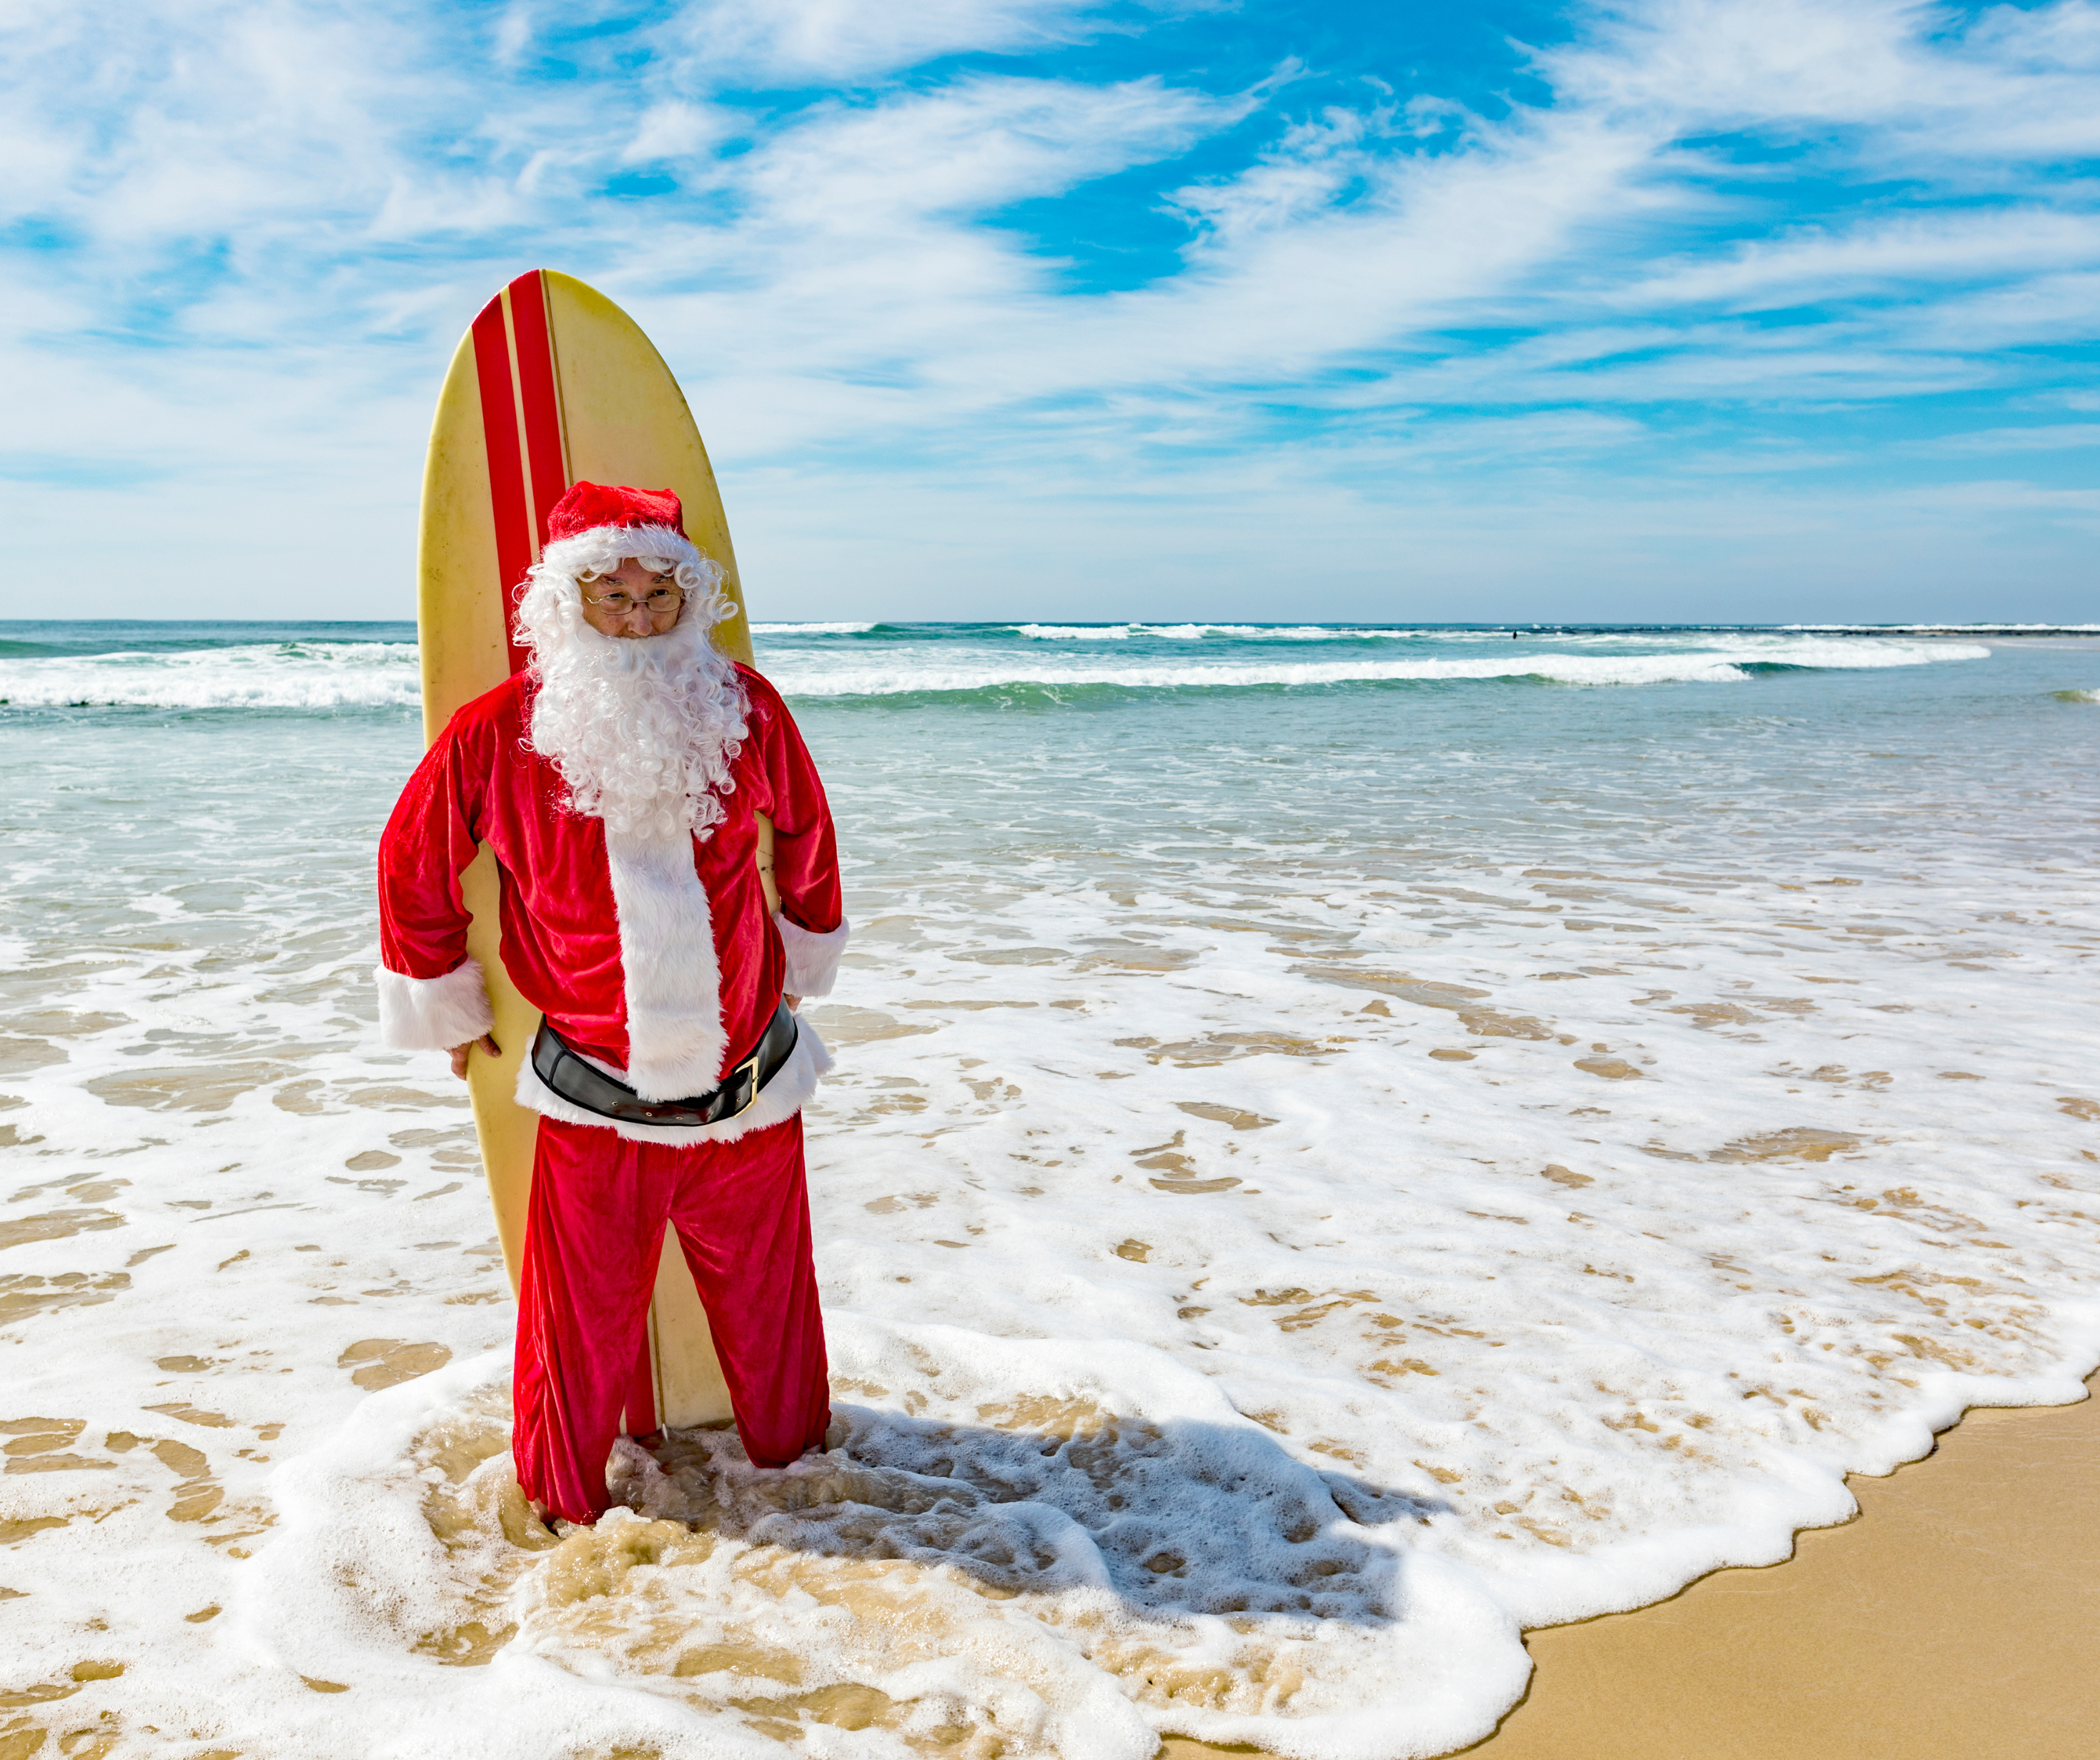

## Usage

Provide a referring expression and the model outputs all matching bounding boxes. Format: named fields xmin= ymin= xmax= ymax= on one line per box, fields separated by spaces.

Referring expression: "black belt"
xmin=531 ymin=1002 xmax=798 ymax=1128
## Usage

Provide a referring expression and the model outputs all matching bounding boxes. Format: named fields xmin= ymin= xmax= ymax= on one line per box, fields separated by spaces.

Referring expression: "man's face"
xmin=578 ymin=557 xmax=685 ymax=640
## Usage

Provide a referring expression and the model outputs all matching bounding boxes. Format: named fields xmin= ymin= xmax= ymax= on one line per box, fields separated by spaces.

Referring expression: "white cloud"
xmin=1895 ymin=267 xmax=2100 ymax=347
xmin=1618 ymin=209 xmax=2100 ymax=310
xmin=2 ymin=0 xmax=2098 ymax=620
xmin=1545 ymin=0 xmax=2100 ymax=163
xmin=1911 ymin=422 xmax=2100 ymax=455
xmin=655 ymin=0 xmax=1109 ymax=84
xmin=740 ymin=75 xmax=1234 ymax=226
xmin=1893 ymin=476 xmax=2100 ymax=513
xmin=622 ymin=102 xmax=730 ymax=164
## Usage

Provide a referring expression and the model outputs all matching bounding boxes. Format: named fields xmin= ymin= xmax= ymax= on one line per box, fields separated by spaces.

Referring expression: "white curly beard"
xmin=518 ymin=598 xmax=750 ymax=842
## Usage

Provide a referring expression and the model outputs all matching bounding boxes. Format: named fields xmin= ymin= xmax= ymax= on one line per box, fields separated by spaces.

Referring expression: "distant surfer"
xmin=374 ymin=482 xmax=848 ymax=1523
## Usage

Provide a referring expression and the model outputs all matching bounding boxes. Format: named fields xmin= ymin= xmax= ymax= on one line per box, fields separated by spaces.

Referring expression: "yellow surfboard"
xmin=417 ymin=269 xmax=761 ymax=1431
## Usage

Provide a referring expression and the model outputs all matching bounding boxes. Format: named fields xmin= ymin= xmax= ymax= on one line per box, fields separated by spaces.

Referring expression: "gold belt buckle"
xmin=728 ymin=1050 xmax=763 ymax=1118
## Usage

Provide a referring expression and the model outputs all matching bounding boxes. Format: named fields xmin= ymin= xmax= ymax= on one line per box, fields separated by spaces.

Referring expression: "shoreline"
xmin=4 ymin=632 xmax=2094 ymax=1757
xmin=1161 ymin=1374 xmax=2100 ymax=1760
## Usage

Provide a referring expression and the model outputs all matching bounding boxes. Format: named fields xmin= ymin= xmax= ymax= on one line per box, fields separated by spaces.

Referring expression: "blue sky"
xmin=2 ymin=0 xmax=2096 ymax=622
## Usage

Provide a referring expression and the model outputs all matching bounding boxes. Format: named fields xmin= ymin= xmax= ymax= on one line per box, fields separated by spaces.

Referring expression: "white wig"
xmin=513 ymin=523 xmax=749 ymax=840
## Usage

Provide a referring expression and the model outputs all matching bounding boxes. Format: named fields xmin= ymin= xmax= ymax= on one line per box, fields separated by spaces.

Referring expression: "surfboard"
xmin=416 ymin=268 xmax=763 ymax=1434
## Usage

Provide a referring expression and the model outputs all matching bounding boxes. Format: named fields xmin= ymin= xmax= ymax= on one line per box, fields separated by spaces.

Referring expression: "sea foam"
xmin=761 ymin=637 xmax=1985 ymax=697
xmin=1 ymin=632 xmax=2096 ymax=1758
xmin=1016 ymin=623 xmax=1502 ymax=641
xmin=0 ymin=627 xmax=1991 ymax=713
xmin=748 ymin=621 xmax=878 ymax=635
xmin=0 ymin=640 xmax=421 ymax=710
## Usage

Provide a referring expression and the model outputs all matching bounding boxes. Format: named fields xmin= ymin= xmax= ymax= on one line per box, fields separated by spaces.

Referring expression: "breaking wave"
xmin=0 ymin=640 xmax=422 ymax=710
xmin=748 ymin=621 xmax=878 ymax=635
xmin=761 ymin=639 xmax=1987 ymax=700
xmin=0 ymin=625 xmax=1993 ymax=712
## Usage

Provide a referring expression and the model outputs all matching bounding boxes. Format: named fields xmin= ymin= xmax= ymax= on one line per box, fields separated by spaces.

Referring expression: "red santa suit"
xmin=372 ymin=482 xmax=848 ymax=1522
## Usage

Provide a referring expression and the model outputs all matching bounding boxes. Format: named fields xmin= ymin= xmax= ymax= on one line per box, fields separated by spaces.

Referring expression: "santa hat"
xmin=535 ymin=480 xmax=711 ymax=585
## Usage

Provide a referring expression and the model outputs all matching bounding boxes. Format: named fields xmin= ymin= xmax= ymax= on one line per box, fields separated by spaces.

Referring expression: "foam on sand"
xmin=2 ymin=632 xmax=2096 ymax=1758
xmin=9 ymin=835 xmax=2097 ymax=1755
xmin=1475 ymin=1377 xmax=2100 ymax=1756
xmin=233 ymin=1336 xmax=1525 ymax=1759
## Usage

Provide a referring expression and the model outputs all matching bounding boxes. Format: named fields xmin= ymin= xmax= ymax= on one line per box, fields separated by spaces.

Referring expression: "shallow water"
xmin=3 ymin=623 xmax=2098 ymax=1758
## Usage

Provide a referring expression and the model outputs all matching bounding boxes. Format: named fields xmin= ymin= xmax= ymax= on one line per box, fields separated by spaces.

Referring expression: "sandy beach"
xmin=4 ymin=622 xmax=2097 ymax=1757
xmin=1157 ymin=1371 xmax=2100 ymax=1759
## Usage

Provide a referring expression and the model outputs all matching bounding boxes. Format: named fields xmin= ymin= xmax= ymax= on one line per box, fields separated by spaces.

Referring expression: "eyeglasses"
xmin=581 ymin=580 xmax=685 ymax=617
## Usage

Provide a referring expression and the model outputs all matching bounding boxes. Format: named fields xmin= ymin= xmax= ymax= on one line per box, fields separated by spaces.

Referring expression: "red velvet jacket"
xmin=373 ymin=664 xmax=847 ymax=1138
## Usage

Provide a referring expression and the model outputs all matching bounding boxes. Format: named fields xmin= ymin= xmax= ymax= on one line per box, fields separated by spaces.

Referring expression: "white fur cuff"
xmin=776 ymin=913 xmax=850 ymax=998
xmin=374 ymin=959 xmax=495 ymax=1052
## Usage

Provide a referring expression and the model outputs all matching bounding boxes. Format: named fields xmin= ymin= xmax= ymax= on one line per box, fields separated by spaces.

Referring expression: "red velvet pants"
xmin=510 ymin=1112 xmax=831 ymax=1522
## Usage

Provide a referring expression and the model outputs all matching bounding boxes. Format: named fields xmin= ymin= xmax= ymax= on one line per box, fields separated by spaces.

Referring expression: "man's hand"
xmin=784 ymin=994 xmax=802 ymax=1013
xmin=449 ymin=1034 xmax=500 ymax=1080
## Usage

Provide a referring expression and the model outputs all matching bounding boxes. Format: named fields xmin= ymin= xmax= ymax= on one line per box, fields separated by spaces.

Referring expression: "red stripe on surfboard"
xmin=622 ymin=1333 xmax=658 ymax=1438
xmin=469 ymin=293 xmax=534 ymax=677
xmin=506 ymin=270 xmax=569 ymax=551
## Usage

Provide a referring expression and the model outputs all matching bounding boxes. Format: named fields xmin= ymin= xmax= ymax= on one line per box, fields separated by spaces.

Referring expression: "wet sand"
xmin=1162 ymin=1374 xmax=2100 ymax=1760
xmin=7 ymin=633 xmax=2099 ymax=1755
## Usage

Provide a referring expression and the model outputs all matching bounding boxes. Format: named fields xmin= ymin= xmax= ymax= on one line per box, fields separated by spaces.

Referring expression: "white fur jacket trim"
xmin=776 ymin=913 xmax=850 ymax=998
xmin=604 ymin=823 xmax=730 ymax=1102
xmin=514 ymin=1012 xmax=833 ymax=1148
xmin=374 ymin=959 xmax=495 ymax=1052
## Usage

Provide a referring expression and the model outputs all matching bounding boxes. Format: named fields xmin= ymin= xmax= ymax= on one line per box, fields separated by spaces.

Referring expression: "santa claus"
xmin=373 ymin=481 xmax=847 ymax=1523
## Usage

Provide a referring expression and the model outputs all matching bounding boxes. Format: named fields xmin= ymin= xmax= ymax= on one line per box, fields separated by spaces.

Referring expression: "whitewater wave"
xmin=766 ymin=640 xmax=1988 ymax=698
xmin=0 ymin=641 xmax=421 ymax=710
xmin=1780 ymin=623 xmax=2100 ymax=635
xmin=1014 ymin=623 xmax=1431 ymax=642
xmin=749 ymin=621 xmax=877 ymax=635
xmin=0 ymin=632 xmax=1991 ymax=711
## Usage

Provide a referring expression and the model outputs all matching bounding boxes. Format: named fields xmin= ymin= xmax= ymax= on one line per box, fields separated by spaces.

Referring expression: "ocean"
xmin=4 ymin=620 xmax=2099 ymax=1759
